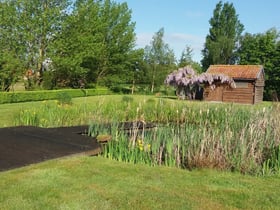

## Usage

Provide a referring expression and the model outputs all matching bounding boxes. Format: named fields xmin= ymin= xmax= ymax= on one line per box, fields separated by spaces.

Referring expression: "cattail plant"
xmin=14 ymin=95 xmax=280 ymax=175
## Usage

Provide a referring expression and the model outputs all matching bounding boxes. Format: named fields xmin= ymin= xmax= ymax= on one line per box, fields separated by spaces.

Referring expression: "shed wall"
xmin=204 ymin=81 xmax=256 ymax=104
xmin=223 ymin=82 xmax=254 ymax=104
xmin=254 ymin=73 xmax=265 ymax=104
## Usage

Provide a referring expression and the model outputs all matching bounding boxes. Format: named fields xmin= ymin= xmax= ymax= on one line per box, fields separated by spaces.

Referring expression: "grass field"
xmin=1 ymin=95 xmax=280 ymax=209
xmin=1 ymin=156 xmax=280 ymax=210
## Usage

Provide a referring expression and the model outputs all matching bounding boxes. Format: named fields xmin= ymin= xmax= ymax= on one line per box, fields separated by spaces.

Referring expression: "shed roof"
xmin=206 ymin=65 xmax=264 ymax=80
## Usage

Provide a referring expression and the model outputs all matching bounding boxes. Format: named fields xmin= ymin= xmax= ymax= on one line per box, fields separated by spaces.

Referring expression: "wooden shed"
xmin=204 ymin=65 xmax=265 ymax=104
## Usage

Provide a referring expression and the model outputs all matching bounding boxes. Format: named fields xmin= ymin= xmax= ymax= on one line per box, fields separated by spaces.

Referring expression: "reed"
xmin=13 ymin=96 xmax=280 ymax=175
xmin=90 ymin=100 xmax=280 ymax=175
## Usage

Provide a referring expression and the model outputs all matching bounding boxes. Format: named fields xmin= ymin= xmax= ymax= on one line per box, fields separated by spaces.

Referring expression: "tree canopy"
xmin=238 ymin=28 xmax=280 ymax=100
xmin=49 ymin=0 xmax=137 ymax=87
xmin=0 ymin=0 xmax=70 ymax=90
xmin=201 ymin=1 xmax=244 ymax=70
xmin=0 ymin=0 xmax=139 ymax=90
xmin=143 ymin=28 xmax=176 ymax=92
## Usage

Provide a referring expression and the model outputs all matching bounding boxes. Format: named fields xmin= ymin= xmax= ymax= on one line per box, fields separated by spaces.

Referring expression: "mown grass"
xmin=1 ymin=156 xmax=280 ymax=210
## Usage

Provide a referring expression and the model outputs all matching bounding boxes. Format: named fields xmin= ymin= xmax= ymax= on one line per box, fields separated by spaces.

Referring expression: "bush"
xmin=110 ymin=85 xmax=131 ymax=94
xmin=57 ymin=92 xmax=72 ymax=105
xmin=0 ymin=88 xmax=112 ymax=104
xmin=122 ymin=95 xmax=134 ymax=103
xmin=42 ymin=72 xmax=56 ymax=90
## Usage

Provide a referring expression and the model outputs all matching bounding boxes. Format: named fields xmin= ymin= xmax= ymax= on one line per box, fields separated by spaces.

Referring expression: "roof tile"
xmin=206 ymin=65 xmax=263 ymax=79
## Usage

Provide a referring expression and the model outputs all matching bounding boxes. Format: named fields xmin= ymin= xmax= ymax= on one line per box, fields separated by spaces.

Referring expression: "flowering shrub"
xmin=165 ymin=66 xmax=236 ymax=99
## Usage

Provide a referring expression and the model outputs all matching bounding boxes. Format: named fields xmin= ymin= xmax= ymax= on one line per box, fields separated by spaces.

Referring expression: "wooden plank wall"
xmin=204 ymin=77 xmax=264 ymax=104
xmin=223 ymin=82 xmax=254 ymax=104
xmin=204 ymin=82 xmax=255 ymax=104
xmin=254 ymin=86 xmax=264 ymax=104
xmin=204 ymin=85 xmax=224 ymax=102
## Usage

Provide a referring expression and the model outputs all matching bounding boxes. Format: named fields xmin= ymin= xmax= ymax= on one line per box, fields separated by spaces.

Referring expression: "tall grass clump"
xmin=13 ymin=95 xmax=280 ymax=175
xmin=90 ymin=100 xmax=280 ymax=176
xmin=14 ymin=100 xmax=92 ymax=127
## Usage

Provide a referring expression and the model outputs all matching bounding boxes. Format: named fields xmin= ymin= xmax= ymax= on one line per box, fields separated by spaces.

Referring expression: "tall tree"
xmin=51 ymin=0 xmax=136 ymax=87
xmin=178 ymin=45 xmax=193 ymax=67
xmin=0 ymin=0 xmax=70 ymax=90
xmin=144 ymin=28 xmax=176 ymax=92
xmin=238 ymin=28 xmax=280 ymax=100
xmin=178 ymin=45 xmax=202 ymax=73
xmin=0 ymin=1 xmax=22 ymax=91
xmin=201 ymin=1 xmax=244 ymax=70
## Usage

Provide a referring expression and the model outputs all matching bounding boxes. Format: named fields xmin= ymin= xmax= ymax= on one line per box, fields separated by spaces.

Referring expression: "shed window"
xmin=235 ymin=82 xmax=248 ymax=88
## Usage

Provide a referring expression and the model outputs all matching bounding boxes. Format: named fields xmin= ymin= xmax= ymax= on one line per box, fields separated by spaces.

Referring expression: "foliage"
xmin=201 ymin=1 xmax=244 ymax=70
xmin=42 ymin=71 xmax=56 ymax=90
xmin=92 ymin=101 xmax=280 ymax=176
xmin=56 ymin=92 xmax=73 ymax=105
xmin=0 ymin=52 xmax=23 ymax=91
xmin=0 ymin=0 xmax=70 ymax=90
xmin=0 ymin=0 xmax=141 ymax=90
xmin=144 ymin=28 xmax=176 ymax=92
xmin=238 ymin=28 xmax=280 ymax=100
xmin=0 ymin=88 xmax=111 ymax=104
xmin=178 ymin=45 xmax=203 ymax=74
xmin=14 ymin=100 xmax=89 ymax=127
xmin=165 ymin=66 xmax=235 ymax=100
xmin=50 ymin=0 xmax=137 ymax=87
xmin=178 ymin=45 xmax=193 ymax=67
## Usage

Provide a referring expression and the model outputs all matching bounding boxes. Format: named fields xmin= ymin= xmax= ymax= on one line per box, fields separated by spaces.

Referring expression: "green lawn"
xmin=0 ymin=101 xmax=37 ymax=127
xmin=0 ymin=95 xmax=156 ymax=127
xmin=1 ymin=156 xmax=280 ymax=210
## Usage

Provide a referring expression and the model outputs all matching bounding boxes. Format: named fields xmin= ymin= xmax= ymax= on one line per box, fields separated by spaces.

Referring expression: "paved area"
xmin=0 ymin=126 xmax=101 ymax=172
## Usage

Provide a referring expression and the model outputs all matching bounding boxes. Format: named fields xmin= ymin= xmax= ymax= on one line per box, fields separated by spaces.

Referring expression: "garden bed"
xmin=0 ymin=126 xmax=101 ymax=172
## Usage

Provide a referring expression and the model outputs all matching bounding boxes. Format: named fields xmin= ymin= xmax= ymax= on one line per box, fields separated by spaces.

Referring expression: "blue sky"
xmin=115 ymin=0 xmax=280 ymax=62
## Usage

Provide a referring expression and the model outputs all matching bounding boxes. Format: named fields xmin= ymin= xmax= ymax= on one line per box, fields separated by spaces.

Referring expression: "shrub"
xmin=57 ymin=92 xmax=72 ymax=105
xmin=122 ymin=95 xmax=134 ymax=103
xmin=0 ymin=88 xmax=112 ymax=104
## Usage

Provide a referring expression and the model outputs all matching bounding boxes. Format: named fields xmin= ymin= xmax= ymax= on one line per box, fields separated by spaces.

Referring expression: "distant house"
xmin=204 ymin=65 xmax=265 ymax=104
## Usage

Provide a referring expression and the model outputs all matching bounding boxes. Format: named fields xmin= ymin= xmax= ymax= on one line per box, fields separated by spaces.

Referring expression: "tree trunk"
xmin=131 ymin=79 xmax=135 ymax=94
xmin=151 ymin=64 xmax=156 ymax=93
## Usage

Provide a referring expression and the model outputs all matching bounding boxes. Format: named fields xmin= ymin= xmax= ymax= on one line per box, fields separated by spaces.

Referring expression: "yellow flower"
xmin=144 ymin=144 xmax=151 ymax=152
xmin=137 ymin=139 xmax=143 ymax=146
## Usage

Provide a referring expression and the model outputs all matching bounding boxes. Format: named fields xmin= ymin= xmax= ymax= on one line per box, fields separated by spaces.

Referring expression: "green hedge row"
xmin=0 ymin=88 xmax=112 ymax=104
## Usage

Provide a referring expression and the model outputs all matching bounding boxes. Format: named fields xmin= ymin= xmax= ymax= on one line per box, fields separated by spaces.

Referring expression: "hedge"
xmin=0 ymin=88 xmax=112 ymax=104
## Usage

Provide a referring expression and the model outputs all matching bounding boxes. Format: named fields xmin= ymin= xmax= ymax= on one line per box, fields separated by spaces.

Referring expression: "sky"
xmin=115 ymin=0 xmax=280 ymax=62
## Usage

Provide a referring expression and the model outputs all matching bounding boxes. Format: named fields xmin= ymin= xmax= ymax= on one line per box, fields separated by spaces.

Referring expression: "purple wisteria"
xmin=164 ymin=66 xmax=236 ymax=100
